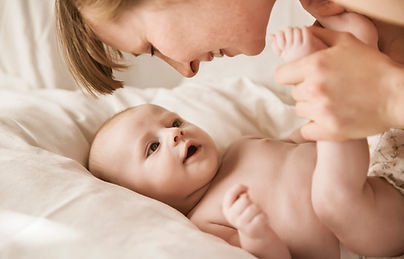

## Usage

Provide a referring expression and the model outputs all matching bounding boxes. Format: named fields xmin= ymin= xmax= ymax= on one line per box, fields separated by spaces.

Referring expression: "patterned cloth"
xmin=368 ymin=128 xmax=404 ymax=195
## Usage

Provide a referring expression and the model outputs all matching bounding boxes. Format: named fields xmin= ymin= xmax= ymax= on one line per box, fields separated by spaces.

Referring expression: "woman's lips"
xmin=222 ymin=49 xmax=235 ymax=57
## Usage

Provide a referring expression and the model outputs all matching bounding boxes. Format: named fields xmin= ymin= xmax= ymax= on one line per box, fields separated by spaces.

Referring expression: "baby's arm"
xmin=222 ymin=184 xmax=291 ymax=259
xmin=312 ymin=139 xmax=404 ymax=256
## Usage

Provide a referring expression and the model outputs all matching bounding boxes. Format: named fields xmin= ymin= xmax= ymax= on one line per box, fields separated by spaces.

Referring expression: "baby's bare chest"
xmin=190 ymin=138 xmax=338 ymax=257
xmin=208 ymin=138 xmax=317 ymax=208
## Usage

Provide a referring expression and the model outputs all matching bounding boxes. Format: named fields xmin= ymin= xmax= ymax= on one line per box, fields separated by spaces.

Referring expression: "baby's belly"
xmin=212 ymin=138 xmax=340 ymax=258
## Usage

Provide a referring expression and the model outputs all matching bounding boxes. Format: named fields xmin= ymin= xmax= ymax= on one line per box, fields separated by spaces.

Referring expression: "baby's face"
xmin=100 ymin=104 xmax=220 ymax=204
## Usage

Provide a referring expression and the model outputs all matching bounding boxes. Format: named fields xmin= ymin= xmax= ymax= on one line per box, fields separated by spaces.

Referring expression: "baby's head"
xmin=89 ymin=104 xmax=220 ymax=214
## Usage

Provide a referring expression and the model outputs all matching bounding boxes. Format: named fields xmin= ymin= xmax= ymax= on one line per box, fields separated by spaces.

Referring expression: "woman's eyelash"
xmin=150 ymin=45 xmax=155 ymax=56
xmin=147 ymin=142 xmax=159 ymax=157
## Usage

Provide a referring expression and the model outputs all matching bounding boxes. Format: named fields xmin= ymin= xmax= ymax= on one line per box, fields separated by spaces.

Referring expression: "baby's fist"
xmin=222 ymin=184 xmax=270 ymax=238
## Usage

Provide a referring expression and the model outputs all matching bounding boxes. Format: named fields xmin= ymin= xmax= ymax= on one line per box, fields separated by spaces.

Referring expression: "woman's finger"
xmin=274 ymin=60 xmax=306 ymax=85
xmin=300 ymin=121 xmax=343 ymax=141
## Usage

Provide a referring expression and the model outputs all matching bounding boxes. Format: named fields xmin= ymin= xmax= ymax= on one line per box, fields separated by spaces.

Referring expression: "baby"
xmin=88 ymin=11 xmax=404 ymax=259
xmin=88 ymin=103 xmax=404 ymax=259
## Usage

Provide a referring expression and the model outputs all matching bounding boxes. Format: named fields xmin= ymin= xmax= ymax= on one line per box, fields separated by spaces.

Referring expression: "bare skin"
xmin=275 ymin=0 xmax=404 ymax=141
xmin=86 ymin=7 xmax=404 ymax=258
xmin=89 ymin=104 xmax=404 ymax=259
xmin=188 ymin=136 xmax=336 ymax=259
xmin=188 ymin=135 xmax=404 ymax=258
xmin=80 ymin=0 xmax=274 ymax=77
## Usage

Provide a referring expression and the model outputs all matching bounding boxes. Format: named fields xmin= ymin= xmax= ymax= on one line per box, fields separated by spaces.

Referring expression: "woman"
xmin=55 ymin=0 xmax=404 ymax=140
xmin=278 ymin=0 xmax=404 ymax=140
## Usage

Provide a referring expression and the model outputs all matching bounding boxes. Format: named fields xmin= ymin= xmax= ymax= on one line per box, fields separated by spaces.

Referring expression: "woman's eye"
xmin=147 ymin=142 xmax=159 ymax=156
xmin=172 ymin=119 xmax=182 ymax=128
xmin=150 ymin=45 xmax=155 ymax=56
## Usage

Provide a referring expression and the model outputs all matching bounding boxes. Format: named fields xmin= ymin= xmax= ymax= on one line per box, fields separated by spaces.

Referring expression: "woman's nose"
xmin=157 ymin=54 xmax=199 ymax=77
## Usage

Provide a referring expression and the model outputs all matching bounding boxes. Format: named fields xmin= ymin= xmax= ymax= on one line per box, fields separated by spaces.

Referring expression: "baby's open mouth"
xmin=184 ymin=145 xmax=198 ymax=163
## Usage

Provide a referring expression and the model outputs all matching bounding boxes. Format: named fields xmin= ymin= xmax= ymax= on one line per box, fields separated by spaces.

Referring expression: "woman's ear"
xmin=300 ymin=0 xmax=345 ymax=18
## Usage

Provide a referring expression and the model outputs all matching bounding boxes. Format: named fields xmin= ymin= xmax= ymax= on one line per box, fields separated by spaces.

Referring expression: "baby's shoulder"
xmin=223 ymin=136 xmax=285 ymax=161
xmin=223 ymin=136 xmax=265 ymax=155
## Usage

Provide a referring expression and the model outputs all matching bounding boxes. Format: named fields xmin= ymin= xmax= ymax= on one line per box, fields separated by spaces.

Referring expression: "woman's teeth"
xmin=211 ymin=49 xmax=223 ymax=57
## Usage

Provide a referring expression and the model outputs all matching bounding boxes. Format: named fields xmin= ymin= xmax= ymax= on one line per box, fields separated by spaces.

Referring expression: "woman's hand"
xmin=275 ymin=26 xmax=403 ymax=140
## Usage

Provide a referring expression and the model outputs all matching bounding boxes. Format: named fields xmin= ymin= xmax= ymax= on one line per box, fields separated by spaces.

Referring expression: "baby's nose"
xmin=170 ymin=128 xmax=184 ymax=145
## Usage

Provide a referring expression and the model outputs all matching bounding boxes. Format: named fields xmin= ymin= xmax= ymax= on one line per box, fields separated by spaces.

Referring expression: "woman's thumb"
xmin=306 ymin=26 xmax=344 ymax=46
xmin=316 ymin=1 xmax=345 ymax=16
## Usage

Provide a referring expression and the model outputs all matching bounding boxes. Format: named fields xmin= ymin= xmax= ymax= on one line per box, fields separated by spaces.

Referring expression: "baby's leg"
xmin=270 ymin=26 xmax=327 ymax=62
xmin=312 ymin=139 xmax=404 ymax=256
xmin=316 ymin=12 xmax=378 ymax=48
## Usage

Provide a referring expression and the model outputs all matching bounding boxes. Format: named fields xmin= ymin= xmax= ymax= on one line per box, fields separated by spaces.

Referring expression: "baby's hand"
xmin=222 ymin=184 xmax=270 ymax=239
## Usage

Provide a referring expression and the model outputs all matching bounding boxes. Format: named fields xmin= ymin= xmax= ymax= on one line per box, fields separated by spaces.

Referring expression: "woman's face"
xmin=81 ymin=0 xmax=276 ymax=77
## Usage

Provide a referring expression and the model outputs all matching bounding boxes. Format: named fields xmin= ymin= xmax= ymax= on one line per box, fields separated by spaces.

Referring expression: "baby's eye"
xmin=147 ymin=142 xmax=159 ymax=156
xmin=172 ymin=119 xmax=182 ymax=128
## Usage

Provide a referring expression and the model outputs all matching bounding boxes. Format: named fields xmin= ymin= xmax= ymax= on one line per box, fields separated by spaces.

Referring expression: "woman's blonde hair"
xmin=55 ymin=0 xmax=131 ymax=95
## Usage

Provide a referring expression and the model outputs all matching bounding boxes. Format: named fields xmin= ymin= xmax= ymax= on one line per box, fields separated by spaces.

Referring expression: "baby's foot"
xmin=270 ymin=27 xmax=327 ymax=62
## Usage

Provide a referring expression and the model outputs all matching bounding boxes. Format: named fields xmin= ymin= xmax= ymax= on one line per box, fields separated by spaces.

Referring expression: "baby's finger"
xmin=236 ymin=204 xmax=261 ymax=226
xmin=225 ymin=193 xmax=250 ymax=222
xmin=245 ymin=214 xmax=270 ymax=238
xmin=223 ymin=184 xmax=248 ymax=210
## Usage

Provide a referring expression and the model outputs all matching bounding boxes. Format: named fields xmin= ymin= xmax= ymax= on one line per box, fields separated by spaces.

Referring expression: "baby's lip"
xmin=183 ymin=141 xmax=200 ymax=163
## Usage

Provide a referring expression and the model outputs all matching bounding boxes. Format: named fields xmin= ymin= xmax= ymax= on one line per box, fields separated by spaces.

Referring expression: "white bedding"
xmin=0 ymin=79 xmax=304 ymax=259
xmin=1 ymin=0 xmax=402 ymax=258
